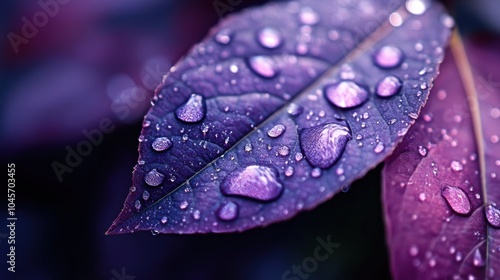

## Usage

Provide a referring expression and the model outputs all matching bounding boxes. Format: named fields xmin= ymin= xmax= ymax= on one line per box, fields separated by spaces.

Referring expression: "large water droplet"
xmin=220 ymin=165 xmax=283 ymax=201
xmin=257 ymin=27 xmax=282 ymax=49
xmin=300 ymin=122 xmax=351 ymax=169
xmin=324 ymin=81 xmax=369 ymax=109
xmin=152 ymin=137 xmax=172 ymax=152
xmin=248 ymin=56 xmax=278 ymax=78
xmin=473 ymin=248 xmax=485 ymax=267
xmin=268 ymin=124 xmax=286 ymax=138
xmin=373 ymin=45 xmax=404 ymax=69
xmin=441 ymin=185 xmax=471 ymax=215
xmin=144 ymin=169 xmax=165 ymax=186
xmin=299 ymin=7 xmax=320 ymax=25
xmin=176 ymin=94 xmax=206 ymax=123
xmin=217 ymin=201 xmax=239 ymax=221
xmin=376 ymin=75 xmax=402 ymax=97
xmin=485 ymin=204 xmax=500 ymax=227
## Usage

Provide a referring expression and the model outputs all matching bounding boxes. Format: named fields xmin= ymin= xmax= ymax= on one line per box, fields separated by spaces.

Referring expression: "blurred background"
xmin=0 ymin=0 xmax=498 ymax=279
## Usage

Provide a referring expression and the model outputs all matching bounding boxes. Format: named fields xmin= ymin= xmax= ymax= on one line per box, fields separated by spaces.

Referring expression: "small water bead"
xmin=229 ymin=64 xmax=239 ymax=73
xmin=300 ymin=123 xmax=351 ymax=169
xmin=142 ymin=190 xmax=150 ymax=201
xmin=376 ymin=75 xmax=402 ymax=97
xmin=406 ymin=0 xmax=428 ymax=15
xmin=143 ymin=120 xmax=151 ymax=127
xmin=217 ymin=201 xmax=239 ymax=221
xmin=373 ymin=45 xmax=404 ymax=69
xmin=257 ymin=27 xmax=282 ymax=49
xmin=408 ymin=113 xmax=419 ymax=119
xmin=134 ymin=200 xmax=142 ymax=211
xmin=176 ymin=94 xmax=206 ymax=123
xmin=215 ymin=28 xmax=232 ymax=45
xmin=324 ymin=81 xmax=369 ymax=109
xmin=441 ymin=185 xmax=471 ymax=215
xmin=285 ymin=166 xmax=294 ymax=177
xmin=247 ymin=56 xmax=278 ymax=78
xmin=389 ymin=12 xmax=403 ymax=27
xmin=152 ymin=137 xmax=172 ymax=152
xmin=287 ymin=103 xmax=303 ymax=116
xmin=450 ymin=161 xmax=463 ymax=172
xmin=268 ymin=124 xmax=286 ymax=138
xmin=311 ymin=168 xmax=322 ymax=178
xmin=418 ymin=193 xmax=426 ymax=202
xmin=220 ymin=165 xmax=283 ymax=201
xmin=244 ymin=143 xmax=253 ymax=152
xmin=418 ymin=146 xmax=427 ymax=156
xmin=192 ymin=210 xmax=201 ymax=220
xmin=179 ymin=201 xmax=189 ymax=210
xmin=456 ymin=251 xmax=463 ymax=262
xmin=145 ymin=169 xmax=165 ymax=187
xmin=278 ymin=146 xmax=290 ymax=156
xmin=299 ymin=7 xmax=320 ymax=25
xmin=473 ymin=248 xmax=485 ymax=267
xmin=160 ymin=216 xmax=168 ymax=224
xmin=295 ymin=152 xmax=304 ymax=162
xmin=485 ymin=204 xmax=500 ymax=227
xmin=409 ymin=245 xmax=419 ymax=256
xmin=373 ymin=142 xmax=385 ymax=154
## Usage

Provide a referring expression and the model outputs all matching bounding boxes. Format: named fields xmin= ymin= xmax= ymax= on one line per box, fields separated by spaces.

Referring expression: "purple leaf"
xmin=107 ymin=0 xmax=452 ymax=235
xmin=382 ymin=36 xmax=500 ymax=279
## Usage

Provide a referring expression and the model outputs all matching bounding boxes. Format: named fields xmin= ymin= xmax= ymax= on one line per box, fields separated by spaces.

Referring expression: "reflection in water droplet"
xmin=215 ymin=28 xmax=232 ymax=45
xmin=376 ymin=75 xmax=402 ymax=97
xmin=176 ymin=94 xmax=206 ymax=123
xmin=473 ymin=248 xmax=485 ymax=267
xmin=406 ymin=0 xmax=428 ymax=15
xmin=486 ymin=204 xmax=500 ymax=227
xmin=248 ymin=56 xmax=278 ymax=78
xmin=145 ymin=169 xmax=165 ymax=186
xmin=300 ymin=122 xmax=351 ymax=169
xmin=324 ymin=81 xmax=369 ymax=108
xmin=257 ymin=27 xmax=282 ymax=49
xmin=299 ymin=7 xmax=320 ymax=25
xmin=268 ymin=124 xmax=286 ymax=138
xmin=373 ymin=45 xmax=404 ymax=69
xmin=287 ymin=103 xmax=303 ymax=116
xmin=142 ymin=190 xmax=150 ymax=201
xmin=441 ymin=185 xmax=471 ymax=215
xmin=217 ymin=201 xmax=239 ymax=221
xmin=221 ymin=165 xmax=283 ymax=201
xmin=134 ymin=200 xmax=141 ymax=211
xmin=152 ymin=137 xmax=172 ymax=152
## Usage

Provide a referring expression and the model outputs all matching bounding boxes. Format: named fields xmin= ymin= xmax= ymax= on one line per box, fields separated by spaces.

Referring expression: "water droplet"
xmin=179 ymin=201 xmax=189 ymax=210
xmin=152 ymin=137 xmax=172 ymax=152
xmin=247 ymin=56 xmax=278 ymax=78
xmin=376 ymin=75 xmax=402 ymax=97
xmin=142 ymin=190 xmax=150 ymax=201
xmin=160 ymin=216 xmax=168 ymax=224
xmin=450 ymin=161 xmax=463 ymax=172
xmin=176 ymin=94 xmax=206 ymax=123
xmin=409 ymin=245 xmax=419 ymax=256
xmin=268 ymin=124 xmax=286 ymax=138
xmin=456 ymin=251 xmax=463 ymax=262
xmin=287 ymin=103 xmax=303 ymax=116
xmin=373 ymin=142 xmax=385 ymax=154
xmin=486 ymin=204 xmax=500 ymax=227
xmin=133 ymin=200 xmax=142 ymax=212
xmin=295 ymin=152 xmax=304 ymax=162
xmin=299 ymin=7 xmax=320 ymax=25
xmin=373 ymin=45 xmax=404 ymax=69
xmin=215 ymin=28 xmax=232 ymax=45
xmin=406 ymin=0 xmax=428 ymax=15
xmin=285 ymin=166 xmax=294 ymax=177
xmin=151 ymin=230 xmax=159 ymax=236
xmin=324 ymin=81 xmax=369 ymax=109
xmin=244 ymin=143 xmax=253 ymax=152
xmin=278 ymin=145 xmax=290 ymax=156
xmin=192 ymin=210 xmax=201 ymax=220
xmin=389 ymin=12 xmax=403 ymax=27
xmin=221 ymin=165 xmax=283 ymax=201
xmin=311 ymin=168 xmax=322 ymax=178
xmin=257 ymin=27 xmax=282 ymax=49
xmin=473 ymin=248 xmax=485 ymax=267
xmin=217 ymin=201 xmax=239 ymax=221
xmin=418 ymin=193 xmax=426 ymax=202
xmin=418 ymin=146 xmax=427 ymax=156
xmin=145 ymin=169 xmax=165 ymax=186
xmin=441 ymin=185 xmax=471 ymax=215
xmin=408 ymin=112 xmax=418 ymax=119
xmin=300 ymin=122 xmax=351 ymax=169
